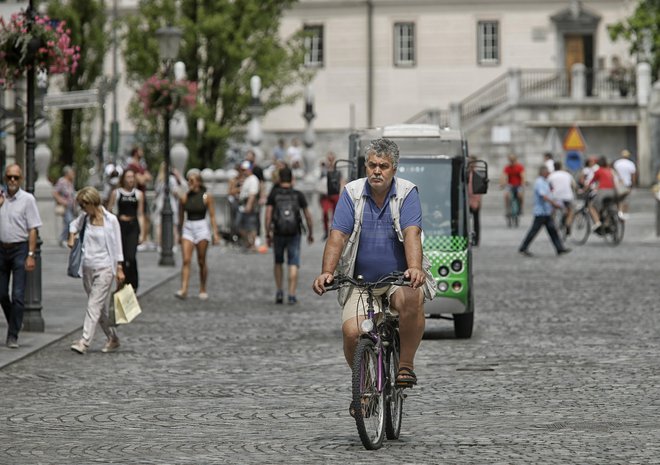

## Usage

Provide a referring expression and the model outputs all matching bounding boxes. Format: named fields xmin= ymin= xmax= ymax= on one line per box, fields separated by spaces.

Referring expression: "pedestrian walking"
xmin=175 ymin=170 xmax=220 ymax=300
xmin=125 ymin=146 xmax=153 ymax=249
xmin=543 ymin=152 xmax=555 ymax=173
xmin=108 ymin=169 xmax=145 ymax=291
xmin=265 ymin=167 xmax=314 ymax=304
xmin=318 ymin=152 xmax=343 ymax=241
xmin=518 ymin=166 xmax=571 ymax=257
xmin=68 ymin=187 xmax=124 ymax=354
xmin=152 ymin=161 xmax=183 ymax=248
xmin=467 ymin=155 xmax=482 ymax=245
xmin=0 ymin=164 xmax=42 ymax=349
xmin=237 ymin=161 xmax=260 ymax=252
xmin=52 ymin=165 xmax=76 ymax=248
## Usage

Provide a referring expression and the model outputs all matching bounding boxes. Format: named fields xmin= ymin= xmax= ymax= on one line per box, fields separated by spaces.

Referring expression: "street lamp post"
xmin=302 ymin=84 xmax=316 ymax=177
xmin=247 ymin=75 xmax=263 ymax=158
xmin=156 ymin=26 xmax=182 ymax=267
xmin=23 ymin=0 xmax=44 ymax=331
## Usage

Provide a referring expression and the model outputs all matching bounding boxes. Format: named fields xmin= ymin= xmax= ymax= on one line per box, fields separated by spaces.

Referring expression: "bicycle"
xmin=571 ymin=191 xmax=624 ymax=245
xmin=505 ymin=185 xmax=522 ymax=227
xmin=325 ymin=271 xmax=410 ymax=450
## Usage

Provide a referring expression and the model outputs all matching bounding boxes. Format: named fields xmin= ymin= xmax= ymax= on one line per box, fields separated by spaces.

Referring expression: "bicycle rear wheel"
xmin=604 ymin=211 xmax=625 ymax=245
xmin=352 ymin=338 xmax=385 ymax=450
xmin=571 ymin=210 xmax=590 ymax=245
xmin=384 ymin=330 xmax=403 ymax=440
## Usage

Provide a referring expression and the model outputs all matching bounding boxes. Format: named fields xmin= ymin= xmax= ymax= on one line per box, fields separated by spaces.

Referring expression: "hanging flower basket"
xmin=0 ymin=12 xmax=80 ymax=87
xmin=138 ymin=74 xmax=197 ymax=117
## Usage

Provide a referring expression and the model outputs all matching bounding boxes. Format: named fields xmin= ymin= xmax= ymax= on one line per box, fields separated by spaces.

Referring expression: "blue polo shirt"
xmin=532 ymin=176 xmax=554 ymax=216
xmin=332 ymin=179 xmax=422 ymax=282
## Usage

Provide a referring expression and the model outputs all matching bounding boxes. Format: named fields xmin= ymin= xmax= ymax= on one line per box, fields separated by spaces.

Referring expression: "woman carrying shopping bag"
xmin=68 ymin=187 xmax=125 ymax=354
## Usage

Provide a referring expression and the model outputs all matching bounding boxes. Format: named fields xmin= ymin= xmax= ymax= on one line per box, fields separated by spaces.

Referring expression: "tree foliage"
xmin=123 ymin=0 xmax=313 ymax=168
xmin=45 ymin=0 xmax=108 ymax=171
xmin=608 ymin=0 xmax=660 ymax=79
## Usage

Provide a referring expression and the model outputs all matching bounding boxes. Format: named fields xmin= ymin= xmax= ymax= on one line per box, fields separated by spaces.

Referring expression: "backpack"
xmin=273 ymin=189 xmax=302 ymax=236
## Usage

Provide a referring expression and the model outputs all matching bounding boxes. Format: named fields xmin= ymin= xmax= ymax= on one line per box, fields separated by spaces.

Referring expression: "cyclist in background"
xmin=548 ymin=160 xmax=577 ymax=235
xmin=587 ymin=156 xmax=617 ymax=234
xmin=500 ymin=154 xmax=525 ymax=216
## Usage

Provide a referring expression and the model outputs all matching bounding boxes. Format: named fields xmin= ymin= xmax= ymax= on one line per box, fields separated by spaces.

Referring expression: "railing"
xmin=459 ymin=72 xmax=509 ymax=123
xmin=405 ymin=108 xmax=450 ymax=127
xmin=406 ymin=67 xmax=638 ymax=130
xmin=520 ymin=69 xmax=568 ymax=99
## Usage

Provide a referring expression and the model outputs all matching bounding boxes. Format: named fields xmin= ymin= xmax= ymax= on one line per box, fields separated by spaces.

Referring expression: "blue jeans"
xmin=0 ymin=242 xmax=28 ymax=339
xmin=61 ymin=206 xmax=75 ymax=242
xmin=519 ymin=215 xmax=564 ymax=253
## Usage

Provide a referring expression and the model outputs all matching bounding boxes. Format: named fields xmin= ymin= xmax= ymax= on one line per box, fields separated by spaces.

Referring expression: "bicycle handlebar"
xmin=324 ymin=271 xmax=410 ymax=292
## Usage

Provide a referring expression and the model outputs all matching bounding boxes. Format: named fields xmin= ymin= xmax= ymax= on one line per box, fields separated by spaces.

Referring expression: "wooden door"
xmin=565 ymin=34 xmax=584 ymax=93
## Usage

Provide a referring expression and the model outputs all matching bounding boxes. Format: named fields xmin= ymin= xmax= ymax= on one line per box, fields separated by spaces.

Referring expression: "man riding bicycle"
xmin=500 ymin=154 xmax=525 ymax=216
xmin=312 ymin=138 xmax=434 ymax=389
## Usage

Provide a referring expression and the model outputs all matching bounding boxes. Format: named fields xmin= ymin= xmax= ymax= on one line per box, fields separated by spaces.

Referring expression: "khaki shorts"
xmin=341 ymin=285 xmax=402 ymax=323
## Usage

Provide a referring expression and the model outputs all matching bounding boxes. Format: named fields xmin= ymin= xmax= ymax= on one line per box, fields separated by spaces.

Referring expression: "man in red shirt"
xmin=587 ymin=156 xmax=616 ymax=232
xmin=501 ymin=154 xmax=525 ymax=218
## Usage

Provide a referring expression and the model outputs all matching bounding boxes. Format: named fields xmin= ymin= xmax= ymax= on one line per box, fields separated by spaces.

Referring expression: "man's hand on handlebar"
xmin=404 ymin=267 xmax=425 ymax=289
xmin=312 ymin=272 xmax=334 ymax=296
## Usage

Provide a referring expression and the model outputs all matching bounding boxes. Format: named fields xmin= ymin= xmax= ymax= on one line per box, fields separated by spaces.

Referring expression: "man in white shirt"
xmin=613 ymin=149 xmax=636 ymax=218
xmin=543 ymin=152 xmax=555 ymax=173
xmin=238 ymin=161 xmax=260 ymax=251
xmin=548 ymin=161 xmax=577 ymax=235
xmin=0 ymin=164 xmax=43 ymax=348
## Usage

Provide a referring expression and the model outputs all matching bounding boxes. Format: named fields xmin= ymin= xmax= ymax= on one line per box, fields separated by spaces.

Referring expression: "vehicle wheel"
xmin=454 ymin=310 xmax=474 ymax=339
xmin=571 ymin=210 xmax=590 ymax=245
xmin=605 ymin=212 xmax=624 ymax=245
xmin=385 ymin=330 xmax=403 ymax=440
xmin=352 ymin=338 xmax=385 ymax=450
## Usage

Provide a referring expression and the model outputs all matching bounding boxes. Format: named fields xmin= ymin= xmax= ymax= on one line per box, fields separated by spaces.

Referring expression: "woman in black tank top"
xmin=174 ymin=170 xmax=220 ymax=300
xmin=108 ymin=169 xmax=144 ymax=291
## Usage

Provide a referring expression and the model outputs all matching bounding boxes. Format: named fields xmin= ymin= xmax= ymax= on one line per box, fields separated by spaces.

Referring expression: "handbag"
xmin=113 ymin=284 xmax=142 ymax=324
xmin=66 ymin=215 xmax=87 ymax=278
xmin=55 ymin=204 xmax=66 ymax=216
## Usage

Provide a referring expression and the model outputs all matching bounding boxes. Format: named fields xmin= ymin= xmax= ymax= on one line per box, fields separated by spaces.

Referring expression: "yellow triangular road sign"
xmin=563 ymin=126 xmax=586 ymax=152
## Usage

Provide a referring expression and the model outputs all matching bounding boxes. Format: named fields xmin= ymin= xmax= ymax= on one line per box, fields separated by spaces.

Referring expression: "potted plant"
xmin=0 ymin=12 xmax=80 ymax=87
xmin=137 ymin=74 xmax=197 ymax=117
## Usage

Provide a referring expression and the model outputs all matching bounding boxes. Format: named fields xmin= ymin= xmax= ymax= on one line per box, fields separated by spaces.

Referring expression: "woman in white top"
xmin=68 ymin=187 xmax=125 ymax=355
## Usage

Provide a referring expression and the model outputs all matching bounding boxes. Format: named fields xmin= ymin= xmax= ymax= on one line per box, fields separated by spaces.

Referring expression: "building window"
xmin=304 ymin=25 xmax=323 ymax=67
xmin=478 ymin=21 xmax=500 ymax=65
xmin=394 ymin=22 xmax=415 ymax=67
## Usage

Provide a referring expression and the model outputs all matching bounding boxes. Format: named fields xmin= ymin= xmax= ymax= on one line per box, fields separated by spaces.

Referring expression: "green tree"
xmin=608 ymin=0 xmax=660 ymax=79
xmin=123 ymin=0 xmax=313 ymax=168
xmin=46 ymin=0 xmax=108 ymax=172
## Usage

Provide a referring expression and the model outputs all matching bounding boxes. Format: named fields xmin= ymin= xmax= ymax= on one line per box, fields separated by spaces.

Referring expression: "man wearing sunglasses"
xmin=0 ymin=164 xmax=42 ymax=348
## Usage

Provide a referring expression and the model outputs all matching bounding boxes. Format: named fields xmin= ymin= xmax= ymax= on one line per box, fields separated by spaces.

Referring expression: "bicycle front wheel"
xmin=352 ymin=338 xmax=385 ymax=450
xmin=384 ymin=330 xmax=403 ymax=440
xmin=571 ymin=210 xmax=590 ymax=245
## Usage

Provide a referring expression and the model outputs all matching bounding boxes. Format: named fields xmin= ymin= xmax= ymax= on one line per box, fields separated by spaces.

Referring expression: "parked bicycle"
xmin=571 ymin=191 xmax=624 ymax=245
xmin=325 ymin=271 xmax=410 ymax=450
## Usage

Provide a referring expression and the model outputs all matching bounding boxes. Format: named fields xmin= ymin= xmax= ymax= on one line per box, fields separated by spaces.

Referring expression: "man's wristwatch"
xmin=27 ymin=251 xmax=35 ymax=257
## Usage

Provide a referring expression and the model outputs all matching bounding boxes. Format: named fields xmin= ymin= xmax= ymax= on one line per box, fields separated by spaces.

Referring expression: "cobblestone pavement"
xmin=0 ymin=190 xmax=659 ymax=464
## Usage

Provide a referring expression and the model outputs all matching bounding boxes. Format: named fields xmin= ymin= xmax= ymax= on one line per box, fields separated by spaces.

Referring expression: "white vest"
xmin=336 ymin=177 xmax=437 ymax=305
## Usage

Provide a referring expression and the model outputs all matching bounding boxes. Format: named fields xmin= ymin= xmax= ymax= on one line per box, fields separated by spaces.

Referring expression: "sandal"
xmin=395 ymin=367 xmax=417 ymax=388
xmin=349 ymin=399 xmax=371 ymax=419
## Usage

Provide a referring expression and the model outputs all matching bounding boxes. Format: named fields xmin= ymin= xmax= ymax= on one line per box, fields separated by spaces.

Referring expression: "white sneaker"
xmin=70 ymin=340 xmax=88 ymax=354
